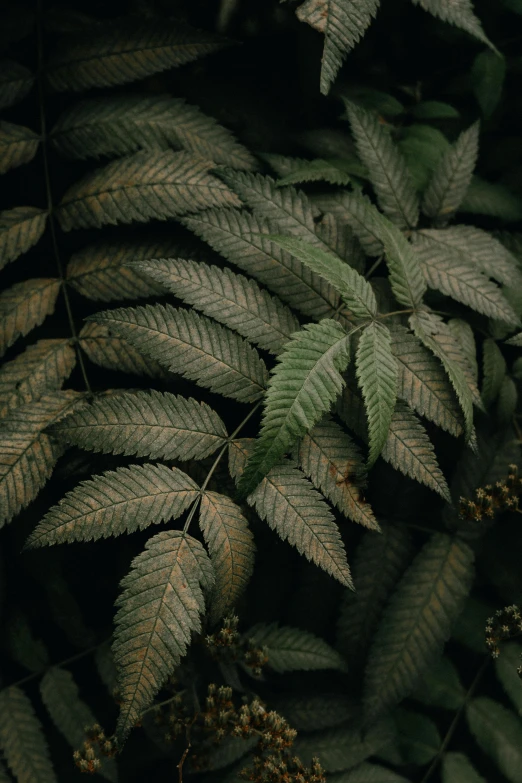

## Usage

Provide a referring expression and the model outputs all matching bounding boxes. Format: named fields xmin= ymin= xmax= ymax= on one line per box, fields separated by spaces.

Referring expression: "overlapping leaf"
xmin=273 ymin=694 xmax=356 ymax=731
xmin=79 ymin=322 xmax=167 ymax=378
xmin=481 ymin=338 xmax=506 ymax=407
xmin=364 ymin=533 xmax=474 ymax=720
xmin=237 ymin=319 xmax=350 ymax=497
xmin=50 ymin=389 xmax=227 ymax=461
xmin=0 ymin=60 xmax=34 ymax=109
xmin=311 ymin=191 xmax=383 ymax=257
xmin=448 ymin=319 xmax=478 ymax=382
xmin=130 ymin=257 xmax=300 ymax=354
xmin=57 ymin=150 xmax=240 ymax=231
xmin=51 ymin=95 xmax=254 ymax=169
xmin=113 ymin=530 xmax=214 ymax=740
xmin=466 ymin=698 xmax=522 ymax=783
xmin=442 ymin=753 xmax=486 ymax=783
xmin=293 ymin=719 xmax=395 ymax=773
xmin=0 ymin=207 xmax=47 ymax=271
xmin=0 ymin=122 xmax=39 ymax=174
xmin=277 ymin=158 xmax=352 ymax=187
xmin=0 ymin=278 xmax=60 ymax=358
xmin=199 ymin=492 xmax=255 ymax=622
xmin=412 ymin=0 xmax=495 ymax=50
xmin=0 ymin=686 xmax=56 ymax=783
xmin=92 ymin=304 xmax=268 ymax=403
xmin=26 ymin=463 xmax=198 ymax=547
xmin=461 ymin=176 xmax=522 ymax=221
xmin=247 ymin=623 xmax=347 ymax=672
xmin=230 ymin=439 xmax=352 ymax=587
xmin=422 ymin=123 xmax=479 ymax=219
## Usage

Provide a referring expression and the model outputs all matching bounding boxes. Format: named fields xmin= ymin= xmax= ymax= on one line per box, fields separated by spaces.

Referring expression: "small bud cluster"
xmin=486 ymin=605 xmax=522 ymax=668
xmin=459 ymin=465 xmax=521 ymax=524
xmin=153 ymin=689 xmax=191 ymax=744
xmin=205 ymin=615 xmax=269 ymax=677
xmin=73 ymin=724 xmax=117 ymax=774
xmin=242 ymin=754 xmax=325 ymax=783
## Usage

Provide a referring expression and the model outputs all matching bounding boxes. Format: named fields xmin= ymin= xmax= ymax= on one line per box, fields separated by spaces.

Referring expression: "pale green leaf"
xmin=277 ymin=158 xmax=352 ymax=186
xmin=0 ymin=60 xmax=34 ymax=109
xmin=0 ymin=686 xmax=56 ymax=783
xmin=448 ymin=319 xmax=478 ymax=382
xmin=237 ymin=319 xmax=350 ymax=497
xmin=495 ymin=642 xmax=522 ymax=715
xmin=411 ymin=0 xmax=495 ymax=51
xmin=507 ymin=332 xmax=522 ymax=347
xmin=310 ymin=192 xmax=382 ymax=257
xmin=314 ymin=211 xmax=367 ymax=273
xmin=422 ymin=123 xmax=480 ymax=220
xmin=0 ymin=278 xmax=61 ymax=358
xmin=364 ymin=533 xmax=474 ymax=720
xmin=481 ymin=338 xmax=506 ymax=407
xmin=247 ymin=622 xmax=347 ymax=673
xmin=442 ymin=752 xmax=486 ymax=783
xmin=0 ymin=122 xmax=39 ymax=174
xmin=412 ymin=655 xmax=465 ymax=710
xmin=472 ymin=50 xmax=506 ymax=117
xmin=113 ymin=530 xmax=214 ymax=740
xmin=461 ymin=176 xmax=522 ymax=222
xmin=466 ymin=697 xmax=522 ymax=783
xmin=293 ymin=718 xmax=395 ymax=773
xmin=91 ymin=304 xmax=268 ymax=403
xmin=0 ymin=207 xmax=47 ymax=272
xmin=395 ymin=708 xmax=440 ymax=765
xmin=79 ymin=322 xmax=168 ymax=378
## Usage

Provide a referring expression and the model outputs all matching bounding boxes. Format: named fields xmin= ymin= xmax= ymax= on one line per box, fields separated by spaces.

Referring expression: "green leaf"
xmin=295 ymin=0 xmax=380 ymax=95
xmin=328 ymin=763 xmax=411 ymax=782
xmin=472 ymin=51 xmax=506 ymax=118
xmin=461 ymin=177 xmax=522 ymax=222
xmin=0 ymin=686 xmax=56 ymax=783
xmin=364 ymin=533 xmax=474 ymax=720
xmin=412 ymin=101 xmax=459 ymax=119
xmin=58 ymin=150 xmax=240 ymax=231
xmin=229 ymin=439 xmax=352 ymax=587
xmin=293 ymin=719 xmax=395 ymax=773
xmin=0 ymin=278 xmax=60 ymax=358
xmin=507 ymin=332 xmax=522 ymax=347
xmin=92 ymin=304 xmax=268 ymax=403
xmin=26 ymin=464 xmax=199 ymax=547
xmin=495 ymin=642 xmax=522 ymax=715
xmin=422 ymin=122 xmax=479 ymax=220
xmin=237 ymin=319 xmax=350 ymax=497
xmin=268 ymin=235 xmax=377 ymax=320
xmin=199 ymin=491 xmax=255 ymax=623
xmin=6 ymin=613 xmax=49 ymax=673
xmin=247 ymin=623 xmax=347 ymax=673
xmin=395 ymin=708 xmax=441 ymax=765
xmin=50 ymin=389 xmax=227 ymax=461
xmin=79 ymin=322 xmax=168 ymax=379
xmin=342 ymin=86 xmax=405 ymax=117
xmin=448 ymin=319 xmax=478 ymax=382
xmin=274 ymin=693 xmax=356 ymax=731
xmin=277 ymin=158 xmax=352 ymax=187
xmin=0 ymin=60 xmax=34 ymax=109
xmin=496 ymin=375 xmax=517 ymax=423
xmin=466 ymin=697 xmax=522 ymax=783
xmin=311 ymin=192 xmax=382 ymax=257
xmin=296 ymin=416 xmax=379 ymax=529
xmin=344 ymin=101 xmax=419 ymax=229
xmin=411 ymin=0 xmax=496 ymax=51
xmin=356 ymin=322 xmax=398 ymax=466
xmin=399 ymin=124 xmax=451 ymax=192
xmin=442 ymin=753 xmax=486 ymax=783
xmin=0 ymin=207 xmax=47 ymax=272
xmin=0 ymin=122 xmax=39 ymax=175
xmin=113 ymin=530 xmax=214 ymax=740
xmin=46 ymin=19 xmax=225 ymax=91
xmin=182 ymin=208 xmax=339 ymax=319
xmin=130 ymin=256 xmax=299 ymax=355
xmin=412 ymin=655 xmax=465 ymax=710
xmin=0 ymin=339 xmax=76 ymax=417
xmin=481 ymin=339 xmax=507 ymax=408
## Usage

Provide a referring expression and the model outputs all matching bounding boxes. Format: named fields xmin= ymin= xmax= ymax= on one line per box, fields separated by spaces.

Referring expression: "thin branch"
xmin=3 ymin=639 xmax=108 ymax=692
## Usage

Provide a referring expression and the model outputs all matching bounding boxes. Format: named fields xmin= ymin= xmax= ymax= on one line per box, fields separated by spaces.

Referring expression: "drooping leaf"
xmin=356 ymin=322 xmax=398 ymax=466
xmin=295 ymin=0 xmax=380 ymax=95
xmin=0 ymin=339 xmax=76 ymax=417
xmin=92 ymin=304 xmax=268 ymax=403
xmin=0 ymin=60 xmax=34 ymax=109
xmin=130 ymin=256 xmax=300 ymax=355
xmin=471 ymin=50 xmax=506 ymax=117
xmin=46 ymin=19 xmax=226 ymax=91
xmin=277 ymin=158 xmax=353 ymax=187
xmin=27 ymin=463 xmax=199 ymax=547
xmin=411 ymin=0 xmax=495 ymax=51
xmin=268 ymin=235 xmax=377 ymax=320
xmin=230 ymin=439 xmax=352 ymax=587
xmin=182 ymin=208 xmax=339 ymax=319
xmin=297 ymin=416 xmax=379 ymax=529
xmin=293 ymin=719 xmax=395 ymax=773
xmin=461 ymin=176 xmax=522 ymax=222
xmin=274 ymin=693 xmax=356 ymax=731
xmin=363 ymin=533 xmax=474 ymax=720
xmin=246 ymin=623 xmax=347 ymax=673
xmin=0 ymin=207 xmax=47 ymax=272
xmin=58 ymin=150 xmax=239 ymax=232
xmin=0 ymin=278 xmax=60 ymax=358
xmin=442 ymin=752 xmax=486 ymax=783
xmin=237 ymin=319 xmax=350 ymax=497
xmin=422 ymin=122 xmax=479 ymax=220
xmin=336 ymin=521 xmax=413 ymax=662
xmin=0 ymin=392 xmax=84 ymax=528
xmin=481 ymin=338 xmax=507 ymax=407
xmin=412 ymin=655 xmax=465 ymax=710
xmin=199 ymin=491 xmax=255 ymax=623
xmin=395 ymin=708 xmax=441 ymax=765
xmin=79 ymin=322 xmax=168 ymax=378
xmin=466 ymin=697 xmax=522 ymax=783
xmin=0 ymin=686 xmax=56 ymax=783
xmin=390 ymin=325 xmax=463 ymax=436
xmin=344 ymin=101 xmax=419 ymax=228
xmin=113 ymin=530 xmax=214 ymax=740
xmin=40 ymin=668 xmax=117 ymax=782
xmin=50 ymin=94 xmax=254 ymax=169
xmin=0 ymin=122 xmax=39 ymax=174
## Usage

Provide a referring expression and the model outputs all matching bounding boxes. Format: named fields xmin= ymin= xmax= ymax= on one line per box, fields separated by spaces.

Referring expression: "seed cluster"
xmin=73 ymin=724 xmax=117 ymax=774
xmin=485 ymin=604 xmax=522 ymax=674
xmin=205 ymin=614 xmax=269 ymax=676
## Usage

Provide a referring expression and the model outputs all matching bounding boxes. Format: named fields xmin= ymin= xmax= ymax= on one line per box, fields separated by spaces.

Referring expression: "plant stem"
xmin=3 ymin=639 xmax=108 ymax=692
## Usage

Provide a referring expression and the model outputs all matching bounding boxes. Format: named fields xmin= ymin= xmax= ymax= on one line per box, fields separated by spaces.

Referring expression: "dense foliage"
xmin=1 ymin=0 xmax=522 ymax=781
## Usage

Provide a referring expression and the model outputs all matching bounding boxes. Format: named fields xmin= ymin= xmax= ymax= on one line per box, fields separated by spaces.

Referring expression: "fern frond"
xmin=246 ymin=623 xmax=347 ymax=672
xmin=40 ymin=668 xmax=117 ymax=782
xmin=422 ymin=122 xmax=479 ymax=220
xmin=0 ymin=122 xmax=39 ymax=174
xmin=182 ymin=208 xmax=339 ymax=318
xmin=0 ymin=278 xmax=60 ymax=358
xmin=466 ymin=698 xmax=522 ymax=782
xmin=46 ymin=19 xmax=225 ymax=91
xmin=268 ymin=235 xmax=377 ymax=320
xmin=92 ymin=304 xmax=268 ymax=403
xmin=0 ymin=339 xmax=76 ymax=417
xmin=390 ymin=325 xmax=463 ymax=436
xmin=293 ymin=719 xmax=395 ymax=773
xmin=0 ymin=207 xmax=47 ymax=271
xmin=296 ymin=416 xmax=379 ymax=529
xmin=27 ymin=462 xmax=198 ymax=547
xmin=411 ymin=0 xmax=495 ymax=51
xmin=113 ymin=530 xmax=214 ymax=740
xmin=199 ymin=492 xmax=255 ymax=622
xmin=130 ymin=257 xmax=299 ymax=355
xmin=336 ymin=521 xmax=413 ymax=662
xmin=356 ymin=322 xmax=398 ymax=466
xmin=51 ymin=95 xmax=255 ymax=169
xmin=277 ymin=158 xmax=352 ymax=187
xmin=79 ymin=322 xmax=167 ymax=378
xmin=344 ymin=101 xmax=419 ymax=229
xmin=0 ymin=60 xmax=34 ymax=109
xmin=0 ymin=686 xmax=56 ymax=782
xmin=0 ymin=392 xmax=85 ymax=527
xmin=364 ymin=533 xmax=474 ymax=720
xmin=442 ymin=753 xmax=486 ymax=783
xmin=460 ymin=176 xmax=522 ymax=222
xmin=295 ymin=0 xmax=380 ymax=95
xmin=237 ymin=319 xmax=350 ymax=497
xmin=481 ymin=338 xmax=506 ymax=408
xmin=230 ymin=439 xmax=352 ymax=587
xmin=50 ymin=390 xmax=227 ymax=461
